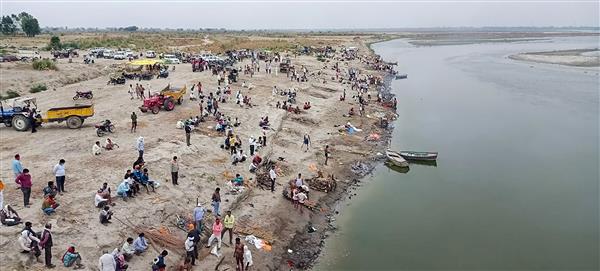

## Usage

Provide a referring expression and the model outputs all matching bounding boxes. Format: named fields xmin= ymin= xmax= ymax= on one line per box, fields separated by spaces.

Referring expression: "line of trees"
xmin=1 ymin=12 xmax=41 ymax=37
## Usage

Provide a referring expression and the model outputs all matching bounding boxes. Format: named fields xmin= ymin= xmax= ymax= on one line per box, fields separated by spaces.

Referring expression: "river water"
xmin=315 ymin=37 xmax=599 ymax=270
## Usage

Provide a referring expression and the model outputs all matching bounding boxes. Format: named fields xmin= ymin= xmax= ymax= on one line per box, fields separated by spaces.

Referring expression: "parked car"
xmin=103 ymin=50 xmax=114 ymax=59
xmin=146 ymin=51 xmax=156 ymax=58
xmin=17 ymin=50 xmax=41 ymax=61
xmin=164 ymin=57 xmax=180 ymax=64
xmin=113 ymin=51 xmax=126 ymax=60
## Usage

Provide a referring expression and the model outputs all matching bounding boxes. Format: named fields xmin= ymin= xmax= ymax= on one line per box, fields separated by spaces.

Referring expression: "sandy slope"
xmin=0 ymin=38 xmax=393 ymax=270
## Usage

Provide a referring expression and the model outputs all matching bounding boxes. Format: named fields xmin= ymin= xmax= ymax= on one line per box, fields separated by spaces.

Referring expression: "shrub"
xmin=0 ymin=90 xmax=20 ymax=100
xmin=30 ymin=83 xmax=47 ymax=93
xmin=32 ymin=59 xmax=57 ymax=70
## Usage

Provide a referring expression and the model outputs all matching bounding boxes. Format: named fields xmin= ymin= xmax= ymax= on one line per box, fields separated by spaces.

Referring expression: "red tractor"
xmin=139 ymin=85 xmax=187 ymax=114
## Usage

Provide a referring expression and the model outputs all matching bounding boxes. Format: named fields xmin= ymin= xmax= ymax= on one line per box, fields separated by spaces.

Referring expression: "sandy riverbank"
xmin=508 ymin=48 xmax=600 ymax=67
xmin=0 ymin=34 xmax=396 ymax=270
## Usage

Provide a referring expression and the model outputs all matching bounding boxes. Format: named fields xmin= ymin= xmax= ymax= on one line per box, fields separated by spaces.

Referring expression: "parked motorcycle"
xmin=73 ymin=90 xmax=93 ymax=100
xmin=95 ymin=119 xmax=115 ymax=137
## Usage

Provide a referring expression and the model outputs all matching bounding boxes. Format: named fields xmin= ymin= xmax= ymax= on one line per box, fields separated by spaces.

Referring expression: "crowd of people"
xmin=2 ymin=43 xmax=396 ymax=270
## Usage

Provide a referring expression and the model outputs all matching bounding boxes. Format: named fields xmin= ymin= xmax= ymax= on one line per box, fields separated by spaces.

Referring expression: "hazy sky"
xmin=1 ymin=0 xmax=598 ymax=29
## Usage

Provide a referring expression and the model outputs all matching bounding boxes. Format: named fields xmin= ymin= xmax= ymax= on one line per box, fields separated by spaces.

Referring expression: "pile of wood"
xmin=282 ymin=189 xmax=319 ymax=211
xmin=234 ymin=218 xmax=275 ymax=243
xmin=115 ymin=216 xmax=185 ymax=252
xmin=255 ymin=159 xmax=291 ymax=190
xmin=143 ymin=226 xmax=185 ymax=252
xmin=307 ymin=172 xmax=337 ymax=193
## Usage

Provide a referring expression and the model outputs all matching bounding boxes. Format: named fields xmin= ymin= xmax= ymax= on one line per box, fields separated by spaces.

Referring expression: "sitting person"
xmin=139 ymin=168 xmax=156 ymax=193
xmin=303 ymin=102 xmax=311 ymax=110
xmin=104 ymin=138 xmax=119 ymax=150
xmin=121 ymin=237 xmax=135 ymax=261
xmin=124 ymin=171 xmax=139 ymax=198
xmin=41 ymin=195 xmax=59 ymax=215
xmin=19 ymin=222 xmax=42 ymax=260
xmin=231 ymin=149 xmax=247 ymax=165
xmin=133 ymin=233 xmax=149 ymax=254
xmin=233 ymin=117 xmax=241 ymax=127
xmin=0 ymin=204 xmax=22 ymax=226
xmin=117 ymin=179 xmax=131 ymax=201
xmin=132 ymin=157 xmax=145 ymax=170
xmin=282 ymin=101 xmax=288 ymax=110
xmin=340 ymin=94 xmax=345 ymax=101
xmin=294 ymin=106 xmax=301 ymax=114
xmin=348 ymin=107 xmax=355 ymax=116
xmin=42 ymin=181 xmax=59 ymax=198
xmin=231 ymin=174 xmax=244 ymax=186
xmin=92 ymin=141 xmax=102 ymax=155
xmin=94 ymin=191 xmax=109 ymax=208
xmin=99 ymin=206 xmax=113 ymax=224
xmin=62 ymin=246 xmax=84 ymax=269
xmin=276 ymin=101 xmax=281 ymax=109
xmin=249 ymin=154 xmax=262 ymax=173
xmin=259 ymin=116 xmax=269 ymax=127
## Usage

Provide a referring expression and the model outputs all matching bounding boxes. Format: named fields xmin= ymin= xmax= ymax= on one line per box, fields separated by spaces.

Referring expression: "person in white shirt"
xmin=295 ymin=173 xmax=303 ymax=188
xmin=121 ymin=237 xmax=135 ymax=260
xmin=269 ymin=167 xmax=277 ymax=192
xmin=92 ymin=141 xmax=102 ymax=155
xmin=53 ymin=159 xmax=66 ymax=193
xmin=95 ymin=192 xmax=109 ymax=208
xmin=98 ymin=250 xmax=116 ymax=271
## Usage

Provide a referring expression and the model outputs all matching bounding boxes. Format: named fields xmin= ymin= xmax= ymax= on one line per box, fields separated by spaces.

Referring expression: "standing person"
xmin=15 ymin=169 xmax=32 ymax=207
xmin=98 ymin=250 xmax=116 ymax=271
xmin=301 ymin=133 xmax=311 ymax=152
xmin=261 ymin=131 xmax=267 ymax=147
xmin=130 ymin=112 xmax=137 ymax=133
xmin=193 ymin=203 xmax=204 ymax=232
xmin=39 ymin=223 xmax=55 ymax=268
xmin=211 ymin=188 xmax=221 ymax=216
xmin=295 ymin=173 xmax=303 ymax=188
xmin=136 ymin=137 xmax=144 ymax=159
xmin=269 ymin=166 xmax=277 ymax=193
xmin=12 ymin=154 xmax=23 ymax=179
xmin=152 ymin=250 xmax=168 ymax=271
xmin=324 ymin=145 xmax=330 ymax=166
xmin=243 ymin=245 xmax=253 ymax=271
xmin=248 ymin=137 xmax=256 ymax=156
xmin=222 ymin=211 xmax=235 ymax=245
xmin=53 ymin=159 xmax=66 ymax=193
xmin=184 ymin=234 xmax=196 ymax=266
xmin=206 ymin=217 xmax=223 ymax=249
xmin=198 ymin=101 xmax=204 ymax=117
xmin=128 ymin=84 xmax=134 ymax=99
xmin=234 ymin=238 xmax=244 ymax=271
xmin=184 ymin=124 xmax=192 ymax=146
xmin=171 ymin=156 xmax=179 ymax=185
xmin=29 ymin=111 xmax=37 ymax=133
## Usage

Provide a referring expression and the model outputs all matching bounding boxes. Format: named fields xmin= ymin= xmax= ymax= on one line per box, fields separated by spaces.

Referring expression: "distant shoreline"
xmin=508 ymin=48 xmax=600 ymax=67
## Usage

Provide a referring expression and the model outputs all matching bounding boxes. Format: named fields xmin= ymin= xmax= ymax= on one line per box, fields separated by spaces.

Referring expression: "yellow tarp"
xmin=128 ymin=59 xmax=164 ymax=66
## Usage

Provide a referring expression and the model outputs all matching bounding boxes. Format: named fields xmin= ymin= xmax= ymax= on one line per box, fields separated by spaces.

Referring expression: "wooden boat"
xmin=399 ymin=151 xmax=438 ymax=161
xmin=395 ymin=74 xmax=408 ymax=80
xmin=386 ymin=149 xmax=409 ymax=167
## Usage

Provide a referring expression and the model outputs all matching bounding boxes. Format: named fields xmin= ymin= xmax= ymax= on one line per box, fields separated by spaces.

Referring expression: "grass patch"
xmin=0 ymin=90 xmax=21 ymax=100
xmin=32 ymin=59 xmax=57 ymax=70
xmin=30 ymin=83 xmax=48 ymax=93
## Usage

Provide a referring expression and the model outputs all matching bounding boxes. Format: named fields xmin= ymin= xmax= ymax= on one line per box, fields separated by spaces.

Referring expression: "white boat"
xmin=386 ymin=149 xmax=409 ymax=168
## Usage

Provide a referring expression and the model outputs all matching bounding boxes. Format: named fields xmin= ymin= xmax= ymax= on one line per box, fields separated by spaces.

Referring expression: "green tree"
xmin=49 ymin=36 xmax=61 ymax=50
xmin=19 ymin=13 xmax=40 ymax=37
xmin=1 ymin=16 xmax=16 ymax=35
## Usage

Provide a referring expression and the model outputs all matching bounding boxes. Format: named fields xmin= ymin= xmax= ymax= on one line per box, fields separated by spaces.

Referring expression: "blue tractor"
xmin=0 ymin=98 xmax=36 ymax=131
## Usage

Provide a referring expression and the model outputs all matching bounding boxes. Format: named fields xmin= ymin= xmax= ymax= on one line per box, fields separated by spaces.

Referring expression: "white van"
xmin=146 ymin=51 xmax=156 ymax=58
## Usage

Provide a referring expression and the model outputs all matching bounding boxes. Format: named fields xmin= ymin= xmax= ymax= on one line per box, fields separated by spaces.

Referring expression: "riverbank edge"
xmin=278 ymin=38 xmax=399 ymax=270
